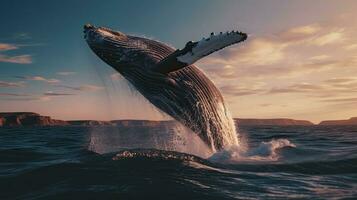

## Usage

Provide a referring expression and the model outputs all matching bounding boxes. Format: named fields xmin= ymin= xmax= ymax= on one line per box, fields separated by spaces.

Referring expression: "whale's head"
xmin=84 ymin=24 xmax=171 ymax=71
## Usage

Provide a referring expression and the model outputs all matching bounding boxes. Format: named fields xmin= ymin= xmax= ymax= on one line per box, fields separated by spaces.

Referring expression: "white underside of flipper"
xmin=177 ymin=31 xmax=247 ymax=65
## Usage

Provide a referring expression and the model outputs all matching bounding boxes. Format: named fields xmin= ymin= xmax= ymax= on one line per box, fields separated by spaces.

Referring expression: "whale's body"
xmin=84 ymin=25 xmax=247 ymax=151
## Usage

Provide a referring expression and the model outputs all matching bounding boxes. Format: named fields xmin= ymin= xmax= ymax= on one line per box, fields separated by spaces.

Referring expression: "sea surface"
xmin=0 ymin=125 xmax=357 ymax=199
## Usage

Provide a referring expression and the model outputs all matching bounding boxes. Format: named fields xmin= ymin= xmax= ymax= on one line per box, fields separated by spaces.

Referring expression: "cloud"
xmin=0 ymin=43 xmax=18 ymax=51
xmin=269 ymin=83 xmax=323 ymax=94
xmin=0 ymin=92 xmax=47 ymax=101
xmin=310 ymin=30 xmax=345 ymax=46
xmin=55 ymin=84 xmax=104 ymax=91
xmin=320 ymin=97 xmax=357 ymax=103
xmin=220 ymin=85 xmax=262 ymax=96
xmin=0 ymin=54 xmax=32 ymax=64
xmin=193 ymin=14 xmax=357 ymax=125
xmin=0 ymin=92 xmax=30 ymax=97
xmin=344 ymin=43 xmax=357 ymax=50
xmin=0 ymin=96 xmax=53 ymax=102
xmin=284 ymin=24 xmax=321 ymax=35
xmin=278 ymin=23 xmax=345 ymax=46
xmin=15 ymin=76 xmax=60 ymax=84
xmin=204 ymin=37 xmax=287 ymax=67
xmin=43 ymin=91 xmax=75 ymax=96
xmin=0 ymin=91 xmax=75 ymax=102
xmin=324 ymin=77 xmax=357 ymax=84
xmin=0 ymin=81 xmax=102 ymax=101
xmin=267 ymin=77 xmax=357 ymax=100
xmin=219 ymin=82 xmax=266 ymax=97
xmin=215 ymin=75 xmax=357 ymax=102
xmin=0 ymin=43 xmax=33 ymax=64
xmin=198 ymin=16 xmax=357 ymax=82
xmin=0 ymin=97 xmax=44 ymax=101
xmin=13 ymin=33 xmax=31 ymax=40
xmin=309 ymin=55 xmax=330 ymax=61
xmin=260 ymin=103 xmax=272 ymax=107
xmin=0 ymin=80 xmax=25 ymax=87
xmin=57 ymin=71 xmax=76 ymax=76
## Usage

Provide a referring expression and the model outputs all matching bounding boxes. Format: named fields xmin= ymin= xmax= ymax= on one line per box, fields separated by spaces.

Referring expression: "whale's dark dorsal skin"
xmin=84 ymin=24 xmax=247 ymax=151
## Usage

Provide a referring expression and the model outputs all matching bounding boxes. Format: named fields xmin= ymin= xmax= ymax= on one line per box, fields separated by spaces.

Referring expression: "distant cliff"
xmin=235 ymin=118 xmax=314 ymax=126
xmin=67 ymin=120 xmax=114 ymax=126
xmin=0 ymin=112 xmax=69 ymax=127
xmin=111 ymin=120 xmax=175 ymax=127
xmin=65 ymin=120 xmax=175 ymax=127
xmin=319 ymin=117 xmax=357 ymax=125
xmin=2 ymin=112 xmax=357 ymax=127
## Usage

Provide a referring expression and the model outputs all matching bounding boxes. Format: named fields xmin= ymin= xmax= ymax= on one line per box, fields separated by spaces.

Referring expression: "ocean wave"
xmin=2 ymin=147 xmax=357 ymax=200
xmin=221 ymin=157 xmax=357 ymax=175
xmin=0 ymin=148 xmax=49 ymax=162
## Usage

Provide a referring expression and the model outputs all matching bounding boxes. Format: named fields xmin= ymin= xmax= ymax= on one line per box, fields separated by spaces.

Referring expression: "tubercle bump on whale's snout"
xmin=84 ymin=23 xmax=95 ymax=31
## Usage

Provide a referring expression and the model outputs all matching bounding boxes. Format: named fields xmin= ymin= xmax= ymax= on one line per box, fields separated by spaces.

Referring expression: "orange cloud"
xmin=57 ymin=71 xmax=76 ymax=76
xmin=15 ymin=76 xmax=60 ymax=83
xmin=0 ymin=80 xmax=25 ymax=87
xmin=0 ymin=43 xmax=32 ymax=64
xmin=0 ymin=43 xmax=18 ymax=51
xmin=198 ymin=15 xmax=357 ymax=84
xmin=0 ymin=54 xmax=32 ymax=64
xmin=310 ymin=30 xmax=345 ymax=46
xmin=0 ymin=91 xmax=73 ymax=102
xmin=55 ymin=84 xmax=104 ymax=91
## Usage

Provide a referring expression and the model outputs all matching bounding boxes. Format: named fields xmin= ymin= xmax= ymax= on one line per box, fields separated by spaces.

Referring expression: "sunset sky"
xmin=1 ymin=0 xmax=357 ymax=123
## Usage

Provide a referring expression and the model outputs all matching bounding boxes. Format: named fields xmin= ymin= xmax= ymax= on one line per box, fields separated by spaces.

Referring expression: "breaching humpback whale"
xmin=84 ymin=24 xmax=247 ymax=152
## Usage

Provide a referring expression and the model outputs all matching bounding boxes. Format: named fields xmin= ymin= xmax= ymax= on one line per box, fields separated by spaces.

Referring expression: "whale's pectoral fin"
xmin=152 ymin=31 xmax=247 ymax=74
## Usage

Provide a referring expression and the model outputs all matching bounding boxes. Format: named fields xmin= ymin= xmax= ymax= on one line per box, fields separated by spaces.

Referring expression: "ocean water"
xmin=0 ymin=125 xmax=357 ymax=199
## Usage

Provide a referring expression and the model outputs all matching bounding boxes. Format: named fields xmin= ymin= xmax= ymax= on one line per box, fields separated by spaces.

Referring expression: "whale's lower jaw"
xmin=121 ymin=65 xmax=239 ymax=152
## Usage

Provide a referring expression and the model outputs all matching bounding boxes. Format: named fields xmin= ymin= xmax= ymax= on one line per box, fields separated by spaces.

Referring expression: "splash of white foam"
xmin=169 ymin=124 xmax=213 ymax=158
xmin=209 ymin=139 xmax=296 ymax=163
xmin=88 ymin=123 xmax=213 ymax=158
